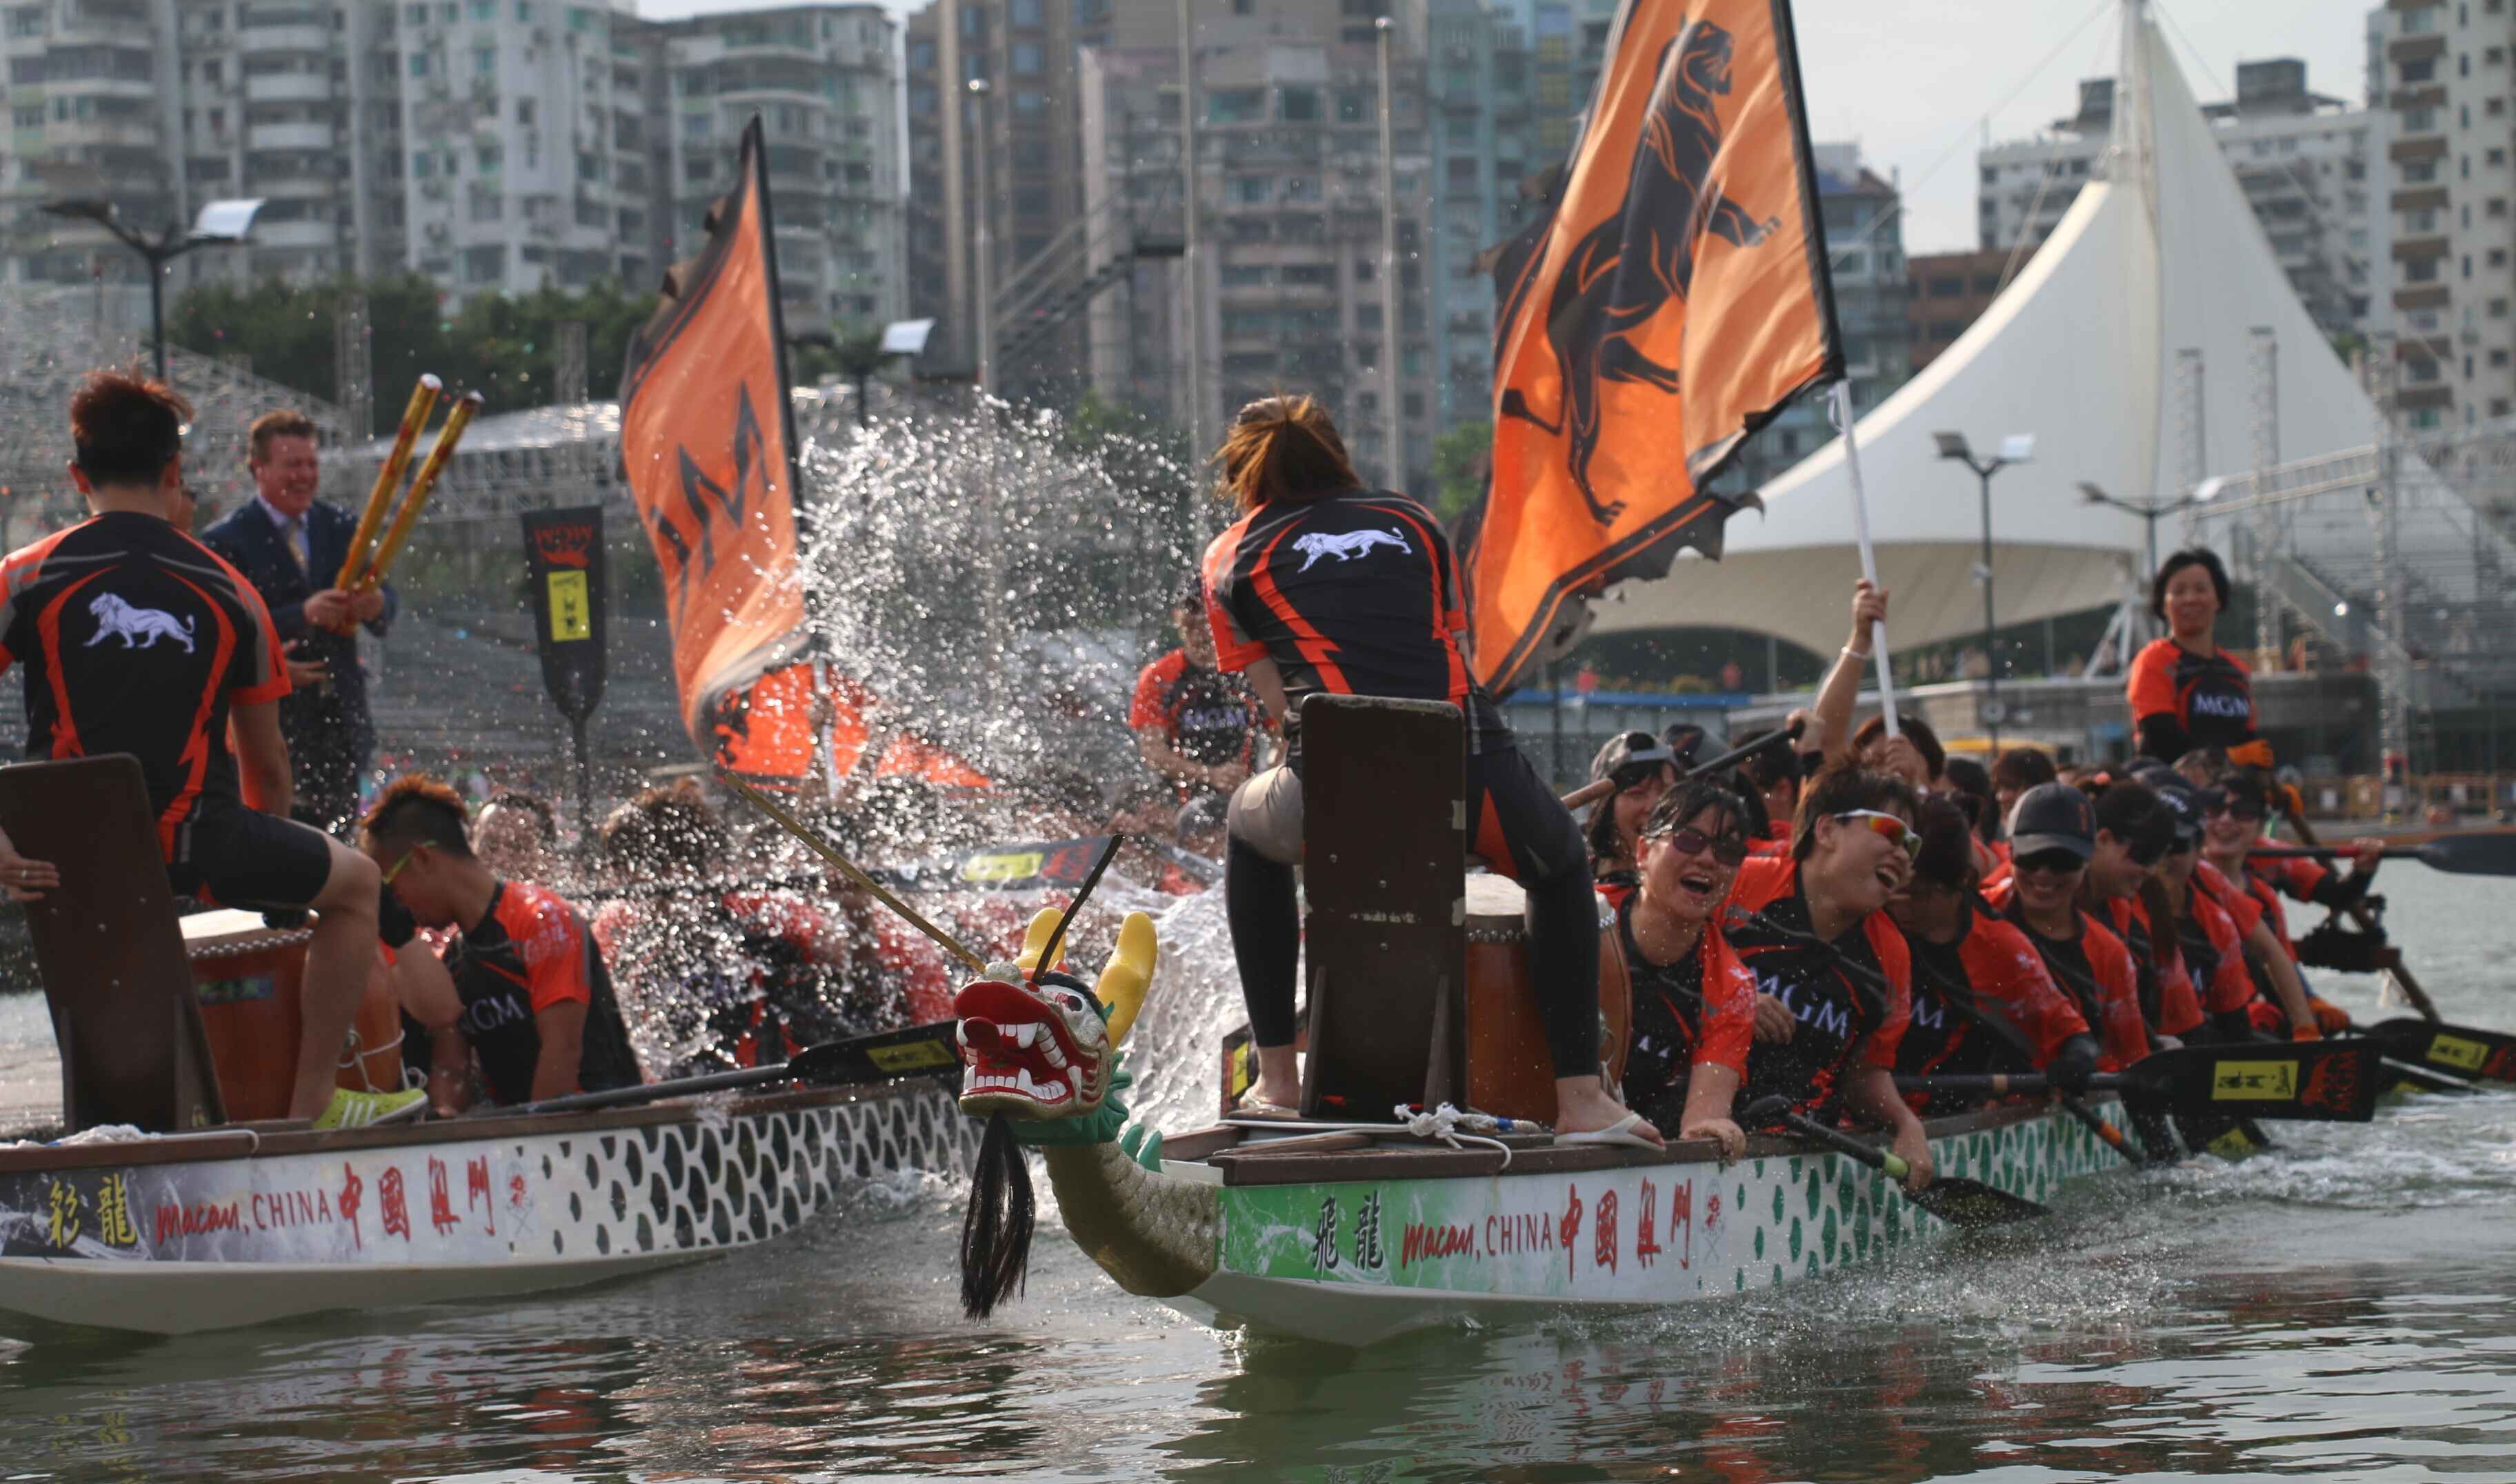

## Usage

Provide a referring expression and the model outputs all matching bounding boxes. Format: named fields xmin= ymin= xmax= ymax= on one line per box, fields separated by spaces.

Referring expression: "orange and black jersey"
xmin=1721 ymin=856 xmax=1910 ymax=1115
xmin=0 ymin=512 xmax=288 ymax=852
xmin=1201 ymin=488 xmax=1509 ymax=766
xmin=416 ymin=881 xmax=643 ymax=1106
xmin=1984 ymin=882 xmax=2150 ymax=1072
xmin=1615 ymin=896 xmax=1756 ymax=1128
xmin=2103 ymin=895 xmax=2205 ymax=1037
xmin=1897 ymin=896 xmax=2090 ymax=1112
xmin=2127 ymin=637 xmax=2255 ymax=759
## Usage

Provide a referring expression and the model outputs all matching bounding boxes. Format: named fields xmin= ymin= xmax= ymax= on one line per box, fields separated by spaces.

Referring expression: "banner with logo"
xmin=519 ymin=505 xmax=606 ymax=725
xmin=619 ymin=114 xmax=813 ymax=758
xmin=1462 ymin=0 xmax=1841 ymax=692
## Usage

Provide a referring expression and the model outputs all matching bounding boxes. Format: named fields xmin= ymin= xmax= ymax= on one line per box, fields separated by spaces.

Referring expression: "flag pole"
xmin=1831 ymin=381 xmax=1899 ymax=737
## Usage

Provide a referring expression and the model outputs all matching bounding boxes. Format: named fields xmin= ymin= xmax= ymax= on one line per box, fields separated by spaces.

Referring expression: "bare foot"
xmin=1555 ymin=1076 xmax=1662 ymax=1145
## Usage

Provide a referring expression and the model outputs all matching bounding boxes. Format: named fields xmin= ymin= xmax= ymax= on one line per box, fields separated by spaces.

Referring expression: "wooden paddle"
xmin=1895 ymin=1036 xmax=2382 ymax=1123
xmin=1740 ymin=1096 xmax=2048 ymax=1228
xmin=2256 ymin=803 xmax=2442 ymax=1021
xmin=2056 ymin=1094 xmax=2159 ymax=1166
xmin=2365 ymin=1016 xmax=2516 ymax=1084
xmin=512 ymin=1020 xmax=958 ymax=1116
xmin=2250 ymin=833 xmax=2516 ymax=877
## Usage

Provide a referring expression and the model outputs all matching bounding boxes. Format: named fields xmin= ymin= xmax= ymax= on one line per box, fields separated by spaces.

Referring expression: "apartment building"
xmin=1 ymin=0 xmax=901 ymax=339
xmin=649 ymin=5 xmax=904 ymax=332
xmin=2366 ymin=0 xmax=2516 ymax=428
xmin=1905 ymin=248 xmax=2013 ymax=375
xmin=1979 ymin=59 xmax=2381 ymax=347
xmin=1077 ymin=35 xmax=1435 ymax=488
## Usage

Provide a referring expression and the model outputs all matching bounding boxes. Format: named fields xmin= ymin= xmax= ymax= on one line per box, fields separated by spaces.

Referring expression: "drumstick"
xmin=1555 ymin=719 xmax=1808 ymax=811
xmin=346 ymin=390 xmax=484 ymax=605
xmin=336 ymin=375 xmax=441 ymax=592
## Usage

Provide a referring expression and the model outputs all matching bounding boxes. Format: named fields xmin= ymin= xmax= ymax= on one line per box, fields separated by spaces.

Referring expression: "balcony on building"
xmin=243 ymin=69 xmax=335 ymax=106
xmin=235 ymin=5 xmax=335 ymax=57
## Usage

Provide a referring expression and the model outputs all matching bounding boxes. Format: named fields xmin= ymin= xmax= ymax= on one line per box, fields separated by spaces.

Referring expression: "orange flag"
xmin=1464 ymin=0 xmax=1841 ymax=692
xmin=620 ymin=114 xmax=815 ymax=761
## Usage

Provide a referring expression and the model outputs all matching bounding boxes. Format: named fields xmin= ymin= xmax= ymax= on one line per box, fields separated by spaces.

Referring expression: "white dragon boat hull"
xmin=1036 ymin=1100 xmax=2128 ymax=1349
xmin=0 ymin=1079 xmax=972 ymax=1336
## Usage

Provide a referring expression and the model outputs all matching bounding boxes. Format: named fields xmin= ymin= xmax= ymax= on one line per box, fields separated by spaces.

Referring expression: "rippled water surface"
xmin=2 ymin=873 xmax=2513 ymax=1481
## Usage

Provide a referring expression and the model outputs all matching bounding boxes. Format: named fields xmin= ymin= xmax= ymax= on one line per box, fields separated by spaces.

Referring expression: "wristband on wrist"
xmin=1841 ymin=644 xmax=1870 ymax=661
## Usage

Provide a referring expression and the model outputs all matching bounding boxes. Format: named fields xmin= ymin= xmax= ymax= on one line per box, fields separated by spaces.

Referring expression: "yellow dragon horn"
xmin=1016 ymin=906 xmax=1064 ymax=975
xmin=1095 ymin=912 xmax=1159 ymax=1047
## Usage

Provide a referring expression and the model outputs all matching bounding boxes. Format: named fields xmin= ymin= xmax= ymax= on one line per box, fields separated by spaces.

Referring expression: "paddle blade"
xmin=2415 ymin=831 xmax=2516 ymax=876
xmin=2120 ymin=1039 xmax=2381 ymax=1123
xmin=1913 ymin=1177 xmax=2046 ymax=1228
xmin=2369 ymin=1017 xmax=2516 ymax=1084
xmin=788 ymin=1021 xmax=959 ymax=1085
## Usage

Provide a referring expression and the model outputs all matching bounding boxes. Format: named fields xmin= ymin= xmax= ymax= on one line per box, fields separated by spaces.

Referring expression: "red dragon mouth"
xmin=955 ymin=976 xmax=1099 ymax=1117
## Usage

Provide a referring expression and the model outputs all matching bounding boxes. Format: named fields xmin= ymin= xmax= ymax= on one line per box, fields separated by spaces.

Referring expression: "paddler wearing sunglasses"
xmin=2199 ymin=772 xmax=2389 ymax=994
xmin=2077 ymin=776 xmax=2206 ymax=1050
xmin=1885 ymin=796 xmax=2102 ymax=1116
xmin=1721 ymin=764 xmax=1934 ymax=1192
xmin=1615 ymin=780 xmax=1760 ymax=1159
xmin=2144 ymin=776 xmax=2325 ymax=1043
xmin=1981 ymin=783 xmax=2153 ymax=1074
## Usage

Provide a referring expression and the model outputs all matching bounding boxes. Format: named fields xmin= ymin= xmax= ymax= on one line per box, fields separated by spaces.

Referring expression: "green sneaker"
xmin=317 ymin=1087 xmax=429 ymax=1130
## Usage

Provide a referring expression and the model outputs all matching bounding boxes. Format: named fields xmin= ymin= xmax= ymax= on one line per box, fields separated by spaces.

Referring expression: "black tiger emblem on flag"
xmin=1498 ymin=20 xmax=1784 ymax=527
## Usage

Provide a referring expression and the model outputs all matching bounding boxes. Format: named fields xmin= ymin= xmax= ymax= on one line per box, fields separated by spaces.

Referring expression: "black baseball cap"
xmin=2150 ymin=779 xmax=2206 ymax=848
xmin=2006 ymin=782 xmax=2096 ymax=861
xmin=1591 ymin=730 xmax=1676 ymax=788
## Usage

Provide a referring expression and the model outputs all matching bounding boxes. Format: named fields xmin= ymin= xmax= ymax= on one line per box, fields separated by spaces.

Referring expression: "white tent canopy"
xmin=1588 ymin=3 xmax=2386 ymax=660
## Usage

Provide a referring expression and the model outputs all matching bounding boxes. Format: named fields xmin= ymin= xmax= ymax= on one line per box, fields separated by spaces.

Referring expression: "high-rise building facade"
xmin=1 ymin=0 xmax=902 ymax=339
xmin=1978 ymin=59 xmax=2380 ymax=347
xmin=1077 ymin=34 xmax=1435 ymax=488
xmin=1904 ymin=247 xmax=2013 ymax=375
xmin=2366 ymin=0 xmax=2514 ymax=429
xmin=648 ymin=4 xmax=904 ymax=333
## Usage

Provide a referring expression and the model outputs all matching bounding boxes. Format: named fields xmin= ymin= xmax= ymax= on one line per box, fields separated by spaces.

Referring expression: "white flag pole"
xmin=1831 ymin=381 xmax=1899 ymax=737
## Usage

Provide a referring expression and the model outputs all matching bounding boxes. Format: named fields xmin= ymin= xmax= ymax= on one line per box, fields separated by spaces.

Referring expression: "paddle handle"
xmin=1775 ymin=1105 xmax=1908 ymax=1181
xmin=2055 ymin=1094 xmax=2142 ymax=1163
xmin=2246 ymin=845 xmax=2417 ymax=861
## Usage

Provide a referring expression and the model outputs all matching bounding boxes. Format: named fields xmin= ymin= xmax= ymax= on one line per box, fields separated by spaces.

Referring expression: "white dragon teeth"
xmin=1012 ymin=1023 xmax=1039 ymax=1049
xmin=1039 ymin=1039 xmax=1067 ymax=1068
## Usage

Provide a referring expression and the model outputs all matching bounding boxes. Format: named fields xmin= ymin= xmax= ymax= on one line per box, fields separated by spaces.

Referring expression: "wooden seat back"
xmin=1297 ymin=694 xmax=1466 ymax=1121
xmin=0 ymin=755 xmax=226 ymax=1133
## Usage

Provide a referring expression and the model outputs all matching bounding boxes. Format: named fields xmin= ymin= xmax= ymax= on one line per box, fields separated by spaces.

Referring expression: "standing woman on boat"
xmin=1884 ymin=797 xmax=2101 ymax=1116
xmin=2127 ymin=549 xmax=2270 ymax=768
xmin=1617 ymin=780 xmax=1759 ymax=1156
xmin=1201 ymin=396 xmax=1656 ymax=1145
xmin=1724 ymin=763 xmax=1935 ymax=1189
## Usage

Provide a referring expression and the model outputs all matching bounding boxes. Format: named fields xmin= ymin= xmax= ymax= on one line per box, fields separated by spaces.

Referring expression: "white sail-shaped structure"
xmin=1586 ymin=5 xmax=2386 ymax=660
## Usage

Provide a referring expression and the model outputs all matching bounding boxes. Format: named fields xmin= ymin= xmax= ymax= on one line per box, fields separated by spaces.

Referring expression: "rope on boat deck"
xmin=1221 ymin=1103 xmax=1521 ymax=1167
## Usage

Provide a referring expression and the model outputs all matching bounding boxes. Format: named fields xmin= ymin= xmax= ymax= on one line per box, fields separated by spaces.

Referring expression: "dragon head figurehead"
xmin=952 ymin=907 xmax=1161 ymax=1319
xmin=954 ymin=906 xmax=1156 ymax=1132
xmin=955 ymin=970 xmax=1113 ymax=1120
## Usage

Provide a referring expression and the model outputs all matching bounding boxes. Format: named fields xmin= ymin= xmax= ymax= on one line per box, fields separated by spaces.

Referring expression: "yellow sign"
xmin=546 ymin=570 xmax=592 ymax=642
xmin=2428 ymin=1034 xmax=2490 ymax=1072
xmin=961 ymin=852 xmax=1044 ymax=884
xmin=2210 ymin=1060 xmax=2299 ymax=1102
xmin=868 ymin=1039 xmax=956 ymax=1072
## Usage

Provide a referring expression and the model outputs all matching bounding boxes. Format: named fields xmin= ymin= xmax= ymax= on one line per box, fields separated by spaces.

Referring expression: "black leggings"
xmin=1228 ymin=744 xmax=1601 ymax=1080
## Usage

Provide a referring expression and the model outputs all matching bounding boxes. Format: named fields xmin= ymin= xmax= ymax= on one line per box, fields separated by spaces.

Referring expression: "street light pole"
xmin=43 ymin=198 xmax=263 ymax=380
xmin=966 ymin=79 xmax=996 ymax=397
xmin=2079 ymin=480 xmax=2219 ymax=646
xmin=1936 ymin=430 xmax=2035 ymax=757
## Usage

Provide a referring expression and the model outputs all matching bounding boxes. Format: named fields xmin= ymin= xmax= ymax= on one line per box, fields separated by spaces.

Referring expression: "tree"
xmin=1431 ymin=419 xmax=1492 ymax=521
xmin=169 ymin=274 xmax=659 ymax=434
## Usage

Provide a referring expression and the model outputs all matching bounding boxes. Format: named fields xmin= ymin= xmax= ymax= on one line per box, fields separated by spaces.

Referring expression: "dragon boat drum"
xmin=1460 ymin=873 xmax=1628 ymax=1122
xmin=181 ymin=910 xmax=407 ymax=1121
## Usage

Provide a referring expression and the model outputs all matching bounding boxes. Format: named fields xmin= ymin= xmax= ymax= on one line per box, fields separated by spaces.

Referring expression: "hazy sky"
xmin=636 ymin=0 xmax=2371 ymax=254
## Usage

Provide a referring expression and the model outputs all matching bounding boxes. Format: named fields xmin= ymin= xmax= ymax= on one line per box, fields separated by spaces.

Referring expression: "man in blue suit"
xmin=200 ymin=410 xmax=398 ymax=835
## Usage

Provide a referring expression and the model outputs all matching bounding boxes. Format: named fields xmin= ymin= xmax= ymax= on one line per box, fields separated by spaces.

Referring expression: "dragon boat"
xmin=946 ymin=697 xmax=2410 ymax=1347
xmin=0 ymin=754 xmax=977 ymax=1336
xmin=952 ymin=909 xmax=2137 ymax=1348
